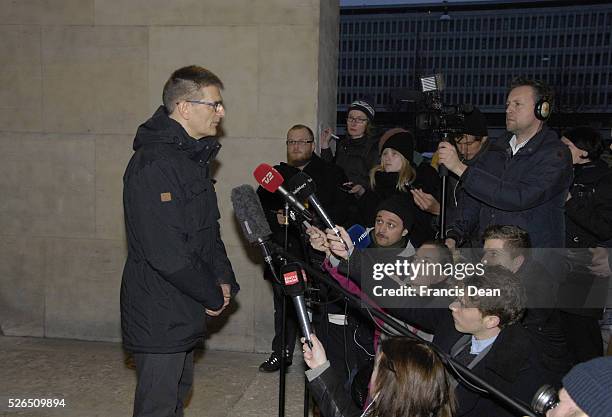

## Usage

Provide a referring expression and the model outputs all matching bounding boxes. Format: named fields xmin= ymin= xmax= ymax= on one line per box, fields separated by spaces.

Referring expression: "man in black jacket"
xmin=256 ymin=124 xmax=351 ymax=372
xmin=121 ymin=66 xmax=239 ymax=417
xmin=440 ymin=77 xmax=573 ymax=249
xmin=481 ymin=225 xmax=572 ymax=374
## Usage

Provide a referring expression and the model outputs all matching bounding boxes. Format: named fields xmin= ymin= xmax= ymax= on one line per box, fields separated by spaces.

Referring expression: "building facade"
xmin=338 ymin=0 xmax=612 ymax=131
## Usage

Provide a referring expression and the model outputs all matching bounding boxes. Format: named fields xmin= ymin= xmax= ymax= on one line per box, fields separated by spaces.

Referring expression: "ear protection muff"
xmin=534 ymin=96 xmax=551 ymax=121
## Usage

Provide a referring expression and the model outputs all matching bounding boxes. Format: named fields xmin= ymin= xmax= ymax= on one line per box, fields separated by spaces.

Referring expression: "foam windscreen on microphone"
xmin=347 ymin=224 xmax=371 ymax=249
xmin=231 ymin=184 xmax=272 ymax=244
xmin=253 ymin=163 xmax=284 ymax=193
xmin=286 ymin=171 xmax=316 ymax=202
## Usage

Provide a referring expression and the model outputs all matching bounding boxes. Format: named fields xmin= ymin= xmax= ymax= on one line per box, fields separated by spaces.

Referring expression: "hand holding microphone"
xmin=306 ymin=225 xmax=331 ymax=257
xmin=301 ymin=334 xmax=327 ymax=370
xmin=325 ymin=225 xmax=353 ymax=260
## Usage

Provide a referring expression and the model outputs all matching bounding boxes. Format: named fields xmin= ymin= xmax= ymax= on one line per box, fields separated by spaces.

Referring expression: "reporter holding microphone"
xmin=301 ymin=334 xmax=456 ymax=417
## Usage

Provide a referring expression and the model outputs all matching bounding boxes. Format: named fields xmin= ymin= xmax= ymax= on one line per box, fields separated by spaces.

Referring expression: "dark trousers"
xmin=272 ymin=282 xmax=298 ymax=356
xmin=133 ymin=350 xmax=194 ymax=417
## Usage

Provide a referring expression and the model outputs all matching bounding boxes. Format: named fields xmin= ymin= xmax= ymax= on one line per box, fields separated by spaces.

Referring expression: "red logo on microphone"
xmin=283 ymin=271 xmax=299 ymax=286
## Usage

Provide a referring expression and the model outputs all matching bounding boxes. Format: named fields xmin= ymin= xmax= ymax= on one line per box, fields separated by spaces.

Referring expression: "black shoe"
xmin=259 ymin=352 xmax=292 ymax=372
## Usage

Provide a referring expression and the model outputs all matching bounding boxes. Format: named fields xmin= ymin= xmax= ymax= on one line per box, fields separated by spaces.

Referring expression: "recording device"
xmin=231 ymin=185 xmax=276 ymax=267
xmin=280 ymin=262 xmax=313 ymax=347
xmin=415 ymin=74 xmax=474 ymax=134
xmin=338 ymin=182 xmax=354 ymax=193
xmin=286 ymin=172 xmax=346 ymax=247
xmin=347 ymin=224 xmax=371 ymax=250
xmin=253 ymin=163 xmax=312 ymax=222
xmin=531 ymin=385 xmax=559 ymax=415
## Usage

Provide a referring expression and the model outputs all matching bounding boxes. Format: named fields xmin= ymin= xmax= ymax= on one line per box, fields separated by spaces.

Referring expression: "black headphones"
xmin=533 ymin=80 xmax=552 ymax=121
xmin=534 ymin=95 xmax=552 ymax=121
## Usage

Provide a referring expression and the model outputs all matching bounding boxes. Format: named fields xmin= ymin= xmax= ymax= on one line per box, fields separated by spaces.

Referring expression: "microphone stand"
xmin=269 ymin=245 xmax=538 ymax=417
xmin=278 ymin=202 xmax=290 ymax=417
xmin=438 ymin=132 xmax=450 ymax=240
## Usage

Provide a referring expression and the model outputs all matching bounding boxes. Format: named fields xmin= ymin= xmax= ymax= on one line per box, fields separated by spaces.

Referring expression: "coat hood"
xmin=133 ymin=106 xmax=221 ymax=161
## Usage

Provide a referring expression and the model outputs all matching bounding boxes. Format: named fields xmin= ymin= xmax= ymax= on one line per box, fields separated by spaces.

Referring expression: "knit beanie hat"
xmin=349 ymin=100 xmax=375 ymax=121
xmin=563 ymin=356 xmax=612 ymax=417
xmin=463 ymin=108 xmax=488 ymax=137
xmin=381 ymin=132 xmax=415 ymax=164
xmin=376 ymin=195 xmax=414 ymax=232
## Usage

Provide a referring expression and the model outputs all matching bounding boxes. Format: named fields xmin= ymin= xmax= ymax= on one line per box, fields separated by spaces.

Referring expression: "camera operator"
xmin=439 ymin=77 xmax=573 ymax=249
xmin=544 ymin=356 xmax=612 ymax=417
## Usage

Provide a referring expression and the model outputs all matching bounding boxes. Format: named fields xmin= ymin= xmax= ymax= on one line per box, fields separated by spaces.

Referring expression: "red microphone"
xmin=253 ymin=164 xmax=311 ymax=220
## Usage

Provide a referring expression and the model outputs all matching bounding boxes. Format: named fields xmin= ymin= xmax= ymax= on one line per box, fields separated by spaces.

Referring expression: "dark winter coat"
xmin=445 ymin=139 xmax=491 ymax=245
xmin=565 ymin=159 xmax=612 ymax=248
xmin=121 ymin=106 xmax=239 ymax=354
xmin=448 ymin=126 xmax=573 ymax=248
xmin=321 ymin=134 xmax=380 ymax=188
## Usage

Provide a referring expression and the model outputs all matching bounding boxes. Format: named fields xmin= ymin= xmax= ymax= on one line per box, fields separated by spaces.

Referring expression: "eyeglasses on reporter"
xmin=184 ymin=99 xmax=225 ymax=112
xmin=286 ymin=140 xmax=314 ymax=146
xmin=347 ymin=116 xmax=368 ymax=124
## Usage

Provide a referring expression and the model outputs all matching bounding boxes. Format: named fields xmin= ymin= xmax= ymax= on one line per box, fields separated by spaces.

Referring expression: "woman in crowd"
xmin=321 ymin=100 xmax=380 ymax=197
xmin=303 ymin=335 xmax=456 ymax=417
xmin=359 ymin=131 xmax=440 ymax=246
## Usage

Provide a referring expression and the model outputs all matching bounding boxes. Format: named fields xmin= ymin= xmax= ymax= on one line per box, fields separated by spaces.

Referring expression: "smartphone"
xmin=338 ymin=183 xmax=354 ymax=193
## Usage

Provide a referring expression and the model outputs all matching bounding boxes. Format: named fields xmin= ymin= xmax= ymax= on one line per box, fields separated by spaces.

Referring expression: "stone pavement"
xmin=0 ymin=336 xmax=310 ymax=417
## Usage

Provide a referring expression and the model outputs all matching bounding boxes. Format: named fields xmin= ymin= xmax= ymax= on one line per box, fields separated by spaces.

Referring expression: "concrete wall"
xmin=0 ymin=0 xmax=339 ymax=352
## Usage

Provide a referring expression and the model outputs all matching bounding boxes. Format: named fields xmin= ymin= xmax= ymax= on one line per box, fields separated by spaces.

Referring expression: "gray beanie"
xmin=563 ymin=356 xmax=612 ymax=417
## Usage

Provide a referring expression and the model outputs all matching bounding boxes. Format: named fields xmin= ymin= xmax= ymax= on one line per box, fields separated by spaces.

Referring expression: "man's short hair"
xmin=463 ymin=265 xmax=526 ymax=328
xmin=509 ymin=76 xmax=553 ymax=106
xmin=482 ymin=225 xmax=531 ymax=259
xmin=563 ymin=126 xmax=605 ymax=161
xmin=162 ymin=65 xmax=224 ymax=114
xmin=287 ymin=124 xmax=314 ymax=141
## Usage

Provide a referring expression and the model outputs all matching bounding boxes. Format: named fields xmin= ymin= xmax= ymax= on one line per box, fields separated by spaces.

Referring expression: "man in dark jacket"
xmin=439 ymin=77 xmax=573 ymax=249
xmin=256 ymin=124 xmax=351 ymax=372
xmin=121 ymin=66 xmax=239 ymax=417
xmin=481 ymin=225 xmax=572 ymax=374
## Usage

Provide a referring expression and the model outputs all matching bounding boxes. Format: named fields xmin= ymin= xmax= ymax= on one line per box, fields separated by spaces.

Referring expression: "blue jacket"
xmin=449 ymin=126 xmax=573 ymax=248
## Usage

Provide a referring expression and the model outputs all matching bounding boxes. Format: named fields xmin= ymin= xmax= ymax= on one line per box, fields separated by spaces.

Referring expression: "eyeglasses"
xmin=454 ymin=136 xmax=480 ymax=146
xmin=185 ymin=99 xmax=224 ymax=112
xmin=286 ymin=140 xmax=314 ymax=146
xmin=347 ymin=117 xmax=368 ymax=124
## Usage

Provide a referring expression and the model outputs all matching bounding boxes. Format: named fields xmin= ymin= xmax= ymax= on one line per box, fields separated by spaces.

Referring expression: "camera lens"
xmin=531 ymin=384 xmax=560 ymax=414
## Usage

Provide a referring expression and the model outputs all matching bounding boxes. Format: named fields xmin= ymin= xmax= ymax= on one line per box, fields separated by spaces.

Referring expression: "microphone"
xmin=231 ymin=184 xmax=277 ymax=270
xmin=280 ymin=262 xmax=313 ymax=347
xmin=286 ymin=172 xmax=346 ymax=246
xmin=347 ymin=224 xmax=371 ymax=250
xmin=253 ymin=163 xmax=312 ymax=222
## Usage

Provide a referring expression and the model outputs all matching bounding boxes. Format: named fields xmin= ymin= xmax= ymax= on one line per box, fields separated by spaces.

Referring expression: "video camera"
xmin=415 ymin=74 xmax=474 ymax=135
